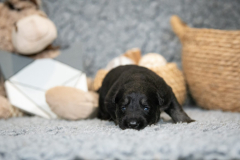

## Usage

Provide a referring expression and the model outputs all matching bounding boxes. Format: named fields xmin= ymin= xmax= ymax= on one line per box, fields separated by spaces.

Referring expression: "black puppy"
xmin=98 ymin=65 xmax=194 ymax=130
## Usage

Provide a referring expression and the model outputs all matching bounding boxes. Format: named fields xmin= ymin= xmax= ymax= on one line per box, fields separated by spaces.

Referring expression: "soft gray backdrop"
xmin=40 ymin=0 xmax=240 ymax=76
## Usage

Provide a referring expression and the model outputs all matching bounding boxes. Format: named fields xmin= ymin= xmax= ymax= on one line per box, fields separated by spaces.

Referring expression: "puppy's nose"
xmin=128 ymin=120 xmax=139 ymax=128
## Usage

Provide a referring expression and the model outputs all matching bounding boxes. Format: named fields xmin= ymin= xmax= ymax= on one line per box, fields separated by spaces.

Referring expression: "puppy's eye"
xmin=121 ymin=107 xmax=126 ymax=112
xmin=144 ymin=107 xmax=149 ymax=111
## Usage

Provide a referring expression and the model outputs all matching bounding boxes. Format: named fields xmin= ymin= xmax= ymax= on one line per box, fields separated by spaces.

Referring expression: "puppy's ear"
xmin=157 ymin=88 xmax=172 ymax=112
xmin=104 ymin=84 xmax=123 ymax=119
xmin=164 ymin=91 xmax=195 ymax=123
xmin=105 ymin=86 xmax=123 ymax=104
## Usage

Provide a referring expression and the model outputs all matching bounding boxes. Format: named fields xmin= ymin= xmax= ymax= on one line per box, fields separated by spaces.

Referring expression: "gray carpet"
xmin=0 ymin=108 xmax=240 ymax=160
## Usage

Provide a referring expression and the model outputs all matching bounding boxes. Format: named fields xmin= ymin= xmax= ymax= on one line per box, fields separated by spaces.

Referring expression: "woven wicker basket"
xmin=171 ymin=15 xmax=240 ymax=112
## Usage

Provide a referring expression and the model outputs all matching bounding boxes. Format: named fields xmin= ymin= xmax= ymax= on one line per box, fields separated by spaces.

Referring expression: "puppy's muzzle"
xmin=122 ymin=116 xmax=147 ymax=130
xmin=128 ymin=120 xmax=139 ymax=128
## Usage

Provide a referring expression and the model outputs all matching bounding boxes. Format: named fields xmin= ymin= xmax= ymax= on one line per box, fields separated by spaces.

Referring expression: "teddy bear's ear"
xmin=123 ymin=48 xmax=141 ymax=64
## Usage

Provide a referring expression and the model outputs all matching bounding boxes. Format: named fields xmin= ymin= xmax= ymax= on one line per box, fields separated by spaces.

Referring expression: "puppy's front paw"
xmin=173 ymin=112 xmax=195 ymax=123
xmin=182 ymin=119 xmax=195 ymax=123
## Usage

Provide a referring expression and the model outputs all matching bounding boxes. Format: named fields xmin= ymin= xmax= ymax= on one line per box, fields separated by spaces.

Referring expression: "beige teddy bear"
xmin=0 ymin=0 xmax=58 ymax=58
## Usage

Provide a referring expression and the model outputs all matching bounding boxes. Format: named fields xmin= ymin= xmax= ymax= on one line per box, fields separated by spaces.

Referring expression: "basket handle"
xmin=170 ymin=15 xmax=188 ymax=40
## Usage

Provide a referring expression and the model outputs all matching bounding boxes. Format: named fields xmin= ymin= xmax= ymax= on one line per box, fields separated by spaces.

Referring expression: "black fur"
xmin=98 ymin=65 xmax=194 ymax=130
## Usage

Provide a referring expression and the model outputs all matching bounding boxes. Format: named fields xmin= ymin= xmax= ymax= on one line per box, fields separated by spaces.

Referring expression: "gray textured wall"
xmin=39 ymin=0 xmax=240 ymax=77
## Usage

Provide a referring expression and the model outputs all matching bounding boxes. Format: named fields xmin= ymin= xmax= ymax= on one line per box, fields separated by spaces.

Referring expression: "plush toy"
xmin=0 ymin=0 xmax=58 ymax=58
xmin=124 ymin=48 xmax=141 ymax=64
xmin=46 ymin=86 xmax=99 ymax=120
xmin=105 ymin=56 xmax=135 ymax=71
xmin=105 ymin=48 xmax=141 ymax=71
xmin=0 ymin=73 xmax=23 ymax=119
xmin=0 ymin=0 xmax=58 ymax=119
xmin=0 ymin=96 xmax=24 ymax=118
xmin=138 ymin=53 xmax=167 ymax=72
xmin=93 ymin=69 xmax=109 ymax=91
xmin=12 ymin=14 xmax=57 ymax=55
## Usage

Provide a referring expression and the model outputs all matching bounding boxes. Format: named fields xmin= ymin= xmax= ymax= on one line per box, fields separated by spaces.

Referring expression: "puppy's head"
xmin=105 ymin=82 xmax=171 ymax=130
